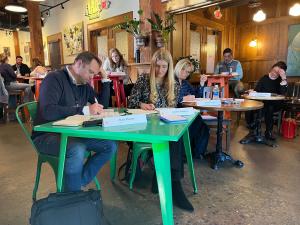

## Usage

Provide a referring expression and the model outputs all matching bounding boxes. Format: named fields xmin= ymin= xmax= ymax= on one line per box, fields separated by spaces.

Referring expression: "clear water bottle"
xmin=212 ymin=85 xmax=220 ymax=100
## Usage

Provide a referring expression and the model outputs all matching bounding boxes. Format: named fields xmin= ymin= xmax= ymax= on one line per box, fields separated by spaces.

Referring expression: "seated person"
xmin=128 ymin=49 xmax=194 ymax=212
xmin=12 ymin=55 xmax=31 ymax=84
xmin=32 ymin=51 xmax=117 ymax=192
xmin=103 ymin=48 xmax=133 ymax=99
xmin=0 ymin=53 xmax=34 ymax=104
xmin=175 ymin=59 xmax=210 ymax=158
xmin=30 ymin=58 xmax=48 ymax=78
xmin=244 ymin=61 xmax=288 ymax=141
xmin=214 ymin=48 xmax=244 ymax=97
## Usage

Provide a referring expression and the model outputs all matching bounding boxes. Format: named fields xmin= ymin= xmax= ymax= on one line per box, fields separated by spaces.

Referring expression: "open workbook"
xmin=52 ymin=110 xmax=120 ymax=126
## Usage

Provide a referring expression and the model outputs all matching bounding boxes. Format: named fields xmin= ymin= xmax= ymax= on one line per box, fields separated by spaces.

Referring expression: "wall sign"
xmin=85 ymin=0 xmax=111 ymax=20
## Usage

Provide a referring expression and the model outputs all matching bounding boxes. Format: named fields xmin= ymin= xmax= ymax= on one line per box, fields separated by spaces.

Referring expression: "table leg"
xmin=209 ymin=111 xmax=244 ymax=169
xmin=112 ymin=79 xmax=121 ymax=107
xmin=152 ymin=142 xmax=174 ymax=225
xmin=35 ymin=80 xmax=42 ymax=100
xmin=182 ymin=130 xmax=198 ymax=194
xmin=119 ymin=80 xmax=127 ymax=107
xmin=57 ymin=134 xmax=68 ymax=192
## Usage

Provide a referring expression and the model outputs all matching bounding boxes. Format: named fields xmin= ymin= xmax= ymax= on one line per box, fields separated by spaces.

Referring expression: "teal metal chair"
xmin=128 ymin=142 xmax=152 ymax=190
xmin=16 ymin=101 xmax=100 ymax=200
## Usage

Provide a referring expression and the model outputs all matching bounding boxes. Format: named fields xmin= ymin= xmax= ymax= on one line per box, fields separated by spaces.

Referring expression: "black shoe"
xmin=265 ymin=131 xmax=276 ymax=141
xmin=151 ymin=173 xmax=158 ymax=194
xmin=240 ymin=131 xmax=255 ymax=144
xmin=172 ymin=180 xmax=194 ymax=212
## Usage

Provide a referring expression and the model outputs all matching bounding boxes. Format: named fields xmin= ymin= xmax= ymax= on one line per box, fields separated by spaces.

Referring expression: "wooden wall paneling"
xmin=237 ymin=25 xmax=256 ymax=60
xmin=172 ymin=14 xmax=184 ymax=62
xmin=257 ymin=22 xmax=280 ymax=58
xmin=185 ymin=20 xmax=191 ymax=57
xmin=201 ymin=27 xmax=208 ymax=73
xmin=182 ymin=14 xmax=188 ymax=57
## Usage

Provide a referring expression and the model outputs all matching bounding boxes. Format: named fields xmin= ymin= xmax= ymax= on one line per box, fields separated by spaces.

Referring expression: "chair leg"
xmin=93 ymin=177 xmax=101 ymax=190
xmin=32 ymin=158 xmax=43 ymax=201
xmin=110 ymin=152 xmax=117 ymax=181
xmin=129 ymin=145 xmax=140 ymax=190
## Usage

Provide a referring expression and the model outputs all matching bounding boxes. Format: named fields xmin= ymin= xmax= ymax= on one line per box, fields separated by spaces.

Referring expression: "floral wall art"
xmin=63 ymin=22 xmax=84 ymax=56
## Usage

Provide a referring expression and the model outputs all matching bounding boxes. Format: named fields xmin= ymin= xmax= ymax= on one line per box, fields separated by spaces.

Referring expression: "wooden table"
xmin=206 ymin=74 xmax=236 ymax=98
xmin=184 ymin=100 xmax=263 ymax=169
xmin=240 ymin=94 xmax=285 ymax=147
xmin=34 ymin=113 xmax=199 ymax=225
xmin=16 ymin=76 xmax=44 ymax=99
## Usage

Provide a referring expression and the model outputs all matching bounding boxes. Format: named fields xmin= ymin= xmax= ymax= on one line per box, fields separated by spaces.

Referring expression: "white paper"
xmin=249 ymin=92 xmax=271 ymax=97
xmin=157 ymin=107 xmax=195 ymax=116
xmin=102 ymin=114 xmax=147 ymax=127
xmin=196 ymin=99 xmax=221 ymax=106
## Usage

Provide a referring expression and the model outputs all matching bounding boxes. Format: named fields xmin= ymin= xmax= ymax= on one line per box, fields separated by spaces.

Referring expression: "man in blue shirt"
xmin=214 ymin=48 xmax=244 ymax=97
xmin=32 ymin=51 xmax=117 ymax=192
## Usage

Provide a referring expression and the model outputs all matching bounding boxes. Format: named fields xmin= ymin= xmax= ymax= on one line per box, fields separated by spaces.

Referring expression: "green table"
xmin=34 ymin=113 xmax=199 ymax=225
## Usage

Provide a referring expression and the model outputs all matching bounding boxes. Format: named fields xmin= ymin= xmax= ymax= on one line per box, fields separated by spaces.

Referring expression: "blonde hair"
xmin=174 ymin=59 xmax=193 ymax=79
xmin=149 ymin=49 xmax=176 ymax=107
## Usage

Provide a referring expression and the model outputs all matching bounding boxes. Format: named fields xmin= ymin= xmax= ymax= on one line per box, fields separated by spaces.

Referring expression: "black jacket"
xmin=12 ymin=63 xmax=31 ymax=76
xmin=32 ymin=68 xmax=110 ymax=139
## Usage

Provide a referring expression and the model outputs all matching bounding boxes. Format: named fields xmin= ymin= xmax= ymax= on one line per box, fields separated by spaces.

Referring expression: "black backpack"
xmin=30 ymin=190 xmax=109 ymax=225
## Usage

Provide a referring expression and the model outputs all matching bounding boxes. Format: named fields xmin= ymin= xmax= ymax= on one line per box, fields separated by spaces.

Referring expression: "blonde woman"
xmin=128 ymin=49 xmax=177 ymax=109
xmin=128 ymin=49 xmax=194 ymax=212
xmin=175 ymin=59 xmax=210 ymax=158
xmin=174 ymin=58 xmax=208 ymax=102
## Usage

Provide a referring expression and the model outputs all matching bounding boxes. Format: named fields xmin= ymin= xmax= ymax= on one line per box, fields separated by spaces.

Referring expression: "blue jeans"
xmin=34 ymin=133 xmax=118 ymax=192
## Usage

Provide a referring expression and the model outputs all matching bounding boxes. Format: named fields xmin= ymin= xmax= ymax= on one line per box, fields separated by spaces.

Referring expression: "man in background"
xmin=12 ymin=55 xmax=31 ymax=77
xmin=215 ymin=48 xmax=244 ymax=97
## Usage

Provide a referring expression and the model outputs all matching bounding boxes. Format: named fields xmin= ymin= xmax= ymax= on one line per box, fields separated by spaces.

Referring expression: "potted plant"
xmin=147 ymin=12 xmax=176 ymax=48
xmin=114 ymin=9 xmax=146 ymax=48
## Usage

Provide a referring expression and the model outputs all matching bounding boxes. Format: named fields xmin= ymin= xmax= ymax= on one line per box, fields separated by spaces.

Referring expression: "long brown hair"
xmin=149 ymin=49 xmax=176 ymax=107
xmin=108 ymin=48 xmax=127 ymax=70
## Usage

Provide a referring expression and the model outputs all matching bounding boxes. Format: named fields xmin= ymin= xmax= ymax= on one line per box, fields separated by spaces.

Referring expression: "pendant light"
xmin=253 ymin=10 xmax=266 ymax=22
xmin=5 ymin=1 xmax=27 ymax=13
xmin=289 ymin=3 xmax=300 ymax=16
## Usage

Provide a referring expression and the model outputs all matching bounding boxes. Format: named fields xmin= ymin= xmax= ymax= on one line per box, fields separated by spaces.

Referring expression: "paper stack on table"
xmin=249 ymin=92 xmax=271 ymax=97
xmin=53 ymin=110 xmax=121 ymax=127
xmin=126 ymin=109 xmax=158 ymax=115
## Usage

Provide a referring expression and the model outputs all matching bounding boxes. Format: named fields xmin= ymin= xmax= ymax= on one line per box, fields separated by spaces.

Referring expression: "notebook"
xmin=160 ymin=114 xmax=187 ymax=124
xmin=52 ymin=111 xmax=121 ymax=127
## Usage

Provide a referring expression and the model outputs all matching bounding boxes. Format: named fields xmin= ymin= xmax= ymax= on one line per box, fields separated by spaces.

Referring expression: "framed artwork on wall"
xmin=286 ymin=24 xmax=300 ymax=76
xmin=3 ymin=47 xmax=10 ymax=57
xmin=63 ymin=21 xmax=84 ymax=56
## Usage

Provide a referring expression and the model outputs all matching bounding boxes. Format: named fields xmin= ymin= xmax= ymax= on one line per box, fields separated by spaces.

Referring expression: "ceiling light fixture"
xmin=5 ymin=2 xmax=27 ymax=13
xmin=253 ymin=9 xmax=266 ymax=22
xmin=289 ymin=3 xmax=300 ymax=16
